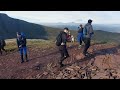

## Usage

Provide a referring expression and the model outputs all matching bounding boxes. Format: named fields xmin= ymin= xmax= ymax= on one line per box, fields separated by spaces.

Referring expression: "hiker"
xmin=56 ymin=27 xmax=70 ymax=67
xmin=67 ymin=31 xmax=71 ymax=42
xmin=16 ymin=32 xmax=28 ymax=63
xmin=77 ymin=24 xmax=83 ymax=48
xmin=0 ymin=37 xmax=6 ymax=55
xmin=83 ymin=19 xmax=94 ymax=56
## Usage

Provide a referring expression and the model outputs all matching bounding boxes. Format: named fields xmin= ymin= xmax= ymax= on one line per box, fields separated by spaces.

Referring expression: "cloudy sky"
xmin=0 ymin=11 xmax=120 ymax=24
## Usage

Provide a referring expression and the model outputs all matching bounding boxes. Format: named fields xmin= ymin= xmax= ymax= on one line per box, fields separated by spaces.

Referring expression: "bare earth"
xmin=1 ymin=43 xmax=120 ymax=79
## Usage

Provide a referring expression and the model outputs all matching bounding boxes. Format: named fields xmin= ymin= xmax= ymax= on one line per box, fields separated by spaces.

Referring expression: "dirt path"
xmin=0 ymin=44 xmax=120 ymax=79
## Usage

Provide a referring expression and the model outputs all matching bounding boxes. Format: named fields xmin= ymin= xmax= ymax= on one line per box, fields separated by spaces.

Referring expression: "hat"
xmin=88 ymin=19 xmax=93 ymax=23
xmin=64 ymin=27 xmax=69 ymax=30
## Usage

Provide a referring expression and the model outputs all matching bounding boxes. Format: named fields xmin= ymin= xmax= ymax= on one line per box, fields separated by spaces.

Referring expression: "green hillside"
xmin=46 ymin=28 xmax=120 ymax=44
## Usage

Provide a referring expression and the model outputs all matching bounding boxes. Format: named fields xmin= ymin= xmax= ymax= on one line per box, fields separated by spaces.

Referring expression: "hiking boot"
xmin=60 ymin=63 xmax=64 ymax=68
xmin=21 ymin=54 xmax=24 ymax=63
xmin=59 ymin=60 xmax=64 ymax=68
xmin=26 ymin=60 xmax=29 ymax=62
xmin=25 ymin=54 xmax=29 ymax=62
xmin=83 ymin=53 xmax=88 ymax=57
xmin=64 ymin=55 xmax=70 ymax=59
xmin=21 ymin=61 xmax=24 ymax=63
xmin=78 ymin=45 xmax=82 ymax=49
xmin=83 ymin=52 xmax=91 ymax=57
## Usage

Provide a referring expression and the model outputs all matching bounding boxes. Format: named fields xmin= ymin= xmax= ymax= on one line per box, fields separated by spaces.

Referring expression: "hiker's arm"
xmin=90 ymin=25 xmax=94 ymax=34
xmin=16 ymin=39 xmax=19 ymax=48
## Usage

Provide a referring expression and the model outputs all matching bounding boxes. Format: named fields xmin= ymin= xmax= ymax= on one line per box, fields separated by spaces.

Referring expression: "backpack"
xmin=78 ymin=28 xmax=83 ymax=33
xmin=56 ymin=33 xmax=62 ymax=46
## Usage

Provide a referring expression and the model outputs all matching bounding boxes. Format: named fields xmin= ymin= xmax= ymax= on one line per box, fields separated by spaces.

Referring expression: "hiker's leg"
xmin=83 ymin=38 xmax=88 ymax=55
xmin=1 ymin=46 xmax=6 ymax=53
xmin=20 ymin=47 xmax=24 ymax=63
xmin=83 ymin=38 xmax=90 ymax=55
xmin=23 ymin=47 xmax=28 ymax=62
xmin=80 ymin=37 xmax=82 ymax=45
xmin=0 ymin=47 xmax=2 ymax=55
xmin=87 ymin=39 xmax=91 ymax=49
xmin=59 ymin=46 xmax=65 ymax=67
xmin=60 ymin=46 xmax=65 ymax=60
xmin=64 ymin=45 xmax=69 ymax=58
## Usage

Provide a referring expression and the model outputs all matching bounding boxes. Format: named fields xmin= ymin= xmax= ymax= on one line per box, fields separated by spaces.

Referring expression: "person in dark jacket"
xmin=0 ymin=38 xmax=6 ymax=55
xmin=83 ymin=19 xmax=94 ymax=56
xmin=58 ymin=27 xmax=70 ymax=67
xmin=77 ymin=24 xmax=84 ymax=48
xmin=16 ymin=32 xmax=28 ymax=63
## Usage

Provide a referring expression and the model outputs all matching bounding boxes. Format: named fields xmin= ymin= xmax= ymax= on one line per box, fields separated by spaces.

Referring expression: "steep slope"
xmin=0 ymin=42 xmax=120 ymax=79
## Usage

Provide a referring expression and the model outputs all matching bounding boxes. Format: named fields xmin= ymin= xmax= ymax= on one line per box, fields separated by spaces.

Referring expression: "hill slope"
xmin=0 ymin=13 xmax=49 ymax=39
xmin=1 ymin=42 xmax=120 ymax=79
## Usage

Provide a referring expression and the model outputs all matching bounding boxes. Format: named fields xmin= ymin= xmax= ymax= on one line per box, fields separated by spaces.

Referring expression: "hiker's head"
xmin=80 ymin=24 xmax=83 ymax=28
xmin=88 ymin=19 xmax=93 ymax=24
xmin=17 ymin=32 xmax=20 ymax=35
xmin=17 ymin=32 xmax=21 ymax=38
xmin=64 ymin=27 xmax=69 ymax=33
xmin=21 ymin=32 xmax=25 ymax=37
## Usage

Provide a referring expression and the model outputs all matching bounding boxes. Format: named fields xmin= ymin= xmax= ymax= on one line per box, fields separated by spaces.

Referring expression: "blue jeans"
xmin=19 ymin=46 xmax=27 ymax=55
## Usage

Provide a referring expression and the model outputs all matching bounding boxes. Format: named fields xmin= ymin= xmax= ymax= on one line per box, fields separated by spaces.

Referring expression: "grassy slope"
xmin=4 ymin=28 xmax=120 ymax=52
xmin=46 ymin=27 xmax=120 ymax=44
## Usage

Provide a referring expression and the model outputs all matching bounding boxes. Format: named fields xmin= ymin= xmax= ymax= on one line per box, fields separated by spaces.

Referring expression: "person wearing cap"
xmin=83 ymin=19 xmax=94 ymax=56
xmin=77 ymin=24 xmax=84 ymax=48
xmin=16 ymin=32 xmax=28 ymax=63
xmin=57 ymin=27 xmax=70 ymax=67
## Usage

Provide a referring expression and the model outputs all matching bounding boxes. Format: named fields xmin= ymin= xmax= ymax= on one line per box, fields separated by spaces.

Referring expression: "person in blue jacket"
xmin=16 ymin=32 xmax=28 ymax=63
xmin=77 ymin=24 xmax=84 ymax=48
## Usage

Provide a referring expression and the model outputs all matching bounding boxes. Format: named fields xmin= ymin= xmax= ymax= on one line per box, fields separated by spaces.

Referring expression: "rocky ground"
xmin=0 ymin=43 xmax=120 ymax=79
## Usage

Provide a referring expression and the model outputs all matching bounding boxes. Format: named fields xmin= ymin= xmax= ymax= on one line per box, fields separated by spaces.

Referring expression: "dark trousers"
xmin=79 ymin=38 xmax=83 ymax=45
xmin=0 ymin=46 xmax=6 ymax=55
xmin=59 ymin=45 xmax=69 ymax=63
xmin=19 ymin=46 xmax=28 ymax=62
xmin=83 ymin=38 xmax=91 ymax=54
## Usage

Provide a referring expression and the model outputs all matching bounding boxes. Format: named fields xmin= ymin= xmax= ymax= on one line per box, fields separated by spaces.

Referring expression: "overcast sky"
xmin=0 ymin=11 xmax=120 ymax=24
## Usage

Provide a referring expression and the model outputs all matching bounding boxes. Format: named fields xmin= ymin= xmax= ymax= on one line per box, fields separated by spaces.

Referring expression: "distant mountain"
xmin=40 ymin=22 xmax=120 ymax=33
xmin=0 ymin=13 xmax=49 ymax=39
xmin=47 ymin=28 xmax=120 ymax=44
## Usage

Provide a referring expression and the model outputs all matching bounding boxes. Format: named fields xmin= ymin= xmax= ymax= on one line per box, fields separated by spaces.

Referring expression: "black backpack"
xmin=56 ymin=33 xmax=62 ymax=46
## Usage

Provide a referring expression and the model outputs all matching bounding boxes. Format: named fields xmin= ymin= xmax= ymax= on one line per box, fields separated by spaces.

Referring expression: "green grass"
xmin=4 ymin=29 xmax=120 ymax=52
xmin=4 ymin=39 xmax=56 ymax=52
xmin=27 ymin=39 xmax=55 ymax=49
